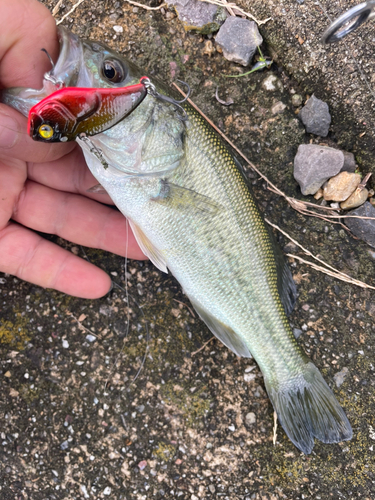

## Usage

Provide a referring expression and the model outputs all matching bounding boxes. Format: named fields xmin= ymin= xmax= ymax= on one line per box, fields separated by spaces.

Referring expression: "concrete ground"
xmin=1 ymin=0 xmax=375 ymax=498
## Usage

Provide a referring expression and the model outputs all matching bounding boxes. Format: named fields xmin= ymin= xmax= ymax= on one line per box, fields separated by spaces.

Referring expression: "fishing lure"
xmin=27 ymin=80 xmax=147 ymax=142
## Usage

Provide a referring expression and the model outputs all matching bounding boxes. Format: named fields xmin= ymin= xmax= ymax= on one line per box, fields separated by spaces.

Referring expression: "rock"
xmin=262 ymin=74 xmax=283 ymax=92
xmin=293 ymin=144 xmax=344 ymax=196
xmin=299 ymin=95 xmax=331 ymax=137
xmin=245 ymin=412 xmax=256 ymax=424
xmin=333 ymin=367 xmax=349 ymax=388
xmin=167 ymin=0 xmax=227 ymax=34
xmin=340 ymin=187 xmax=368 ymax=210
xmin=215 ymin=17 xmax=262 ymax=66
xmin=345 ymin=202 xmax=375 ymax=248
xmin=271 ymin=101 xmax=286 ymax=114
xmin=293 ymin=328 xmax=303 ymax=339
xmin=341 ymin=151 xmax=356 ymax=173
xmin=323 ymin=172 xmax=361 ymax=201
xmin=291 ymin=94 xmax=303 ymax=107
xmin=314 ymin=188 xmax=323 ymax=200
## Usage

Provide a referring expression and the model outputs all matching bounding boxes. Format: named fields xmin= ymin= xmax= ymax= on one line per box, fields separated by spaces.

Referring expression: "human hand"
xmin=0 ymin=0 xmax=145 ymax=299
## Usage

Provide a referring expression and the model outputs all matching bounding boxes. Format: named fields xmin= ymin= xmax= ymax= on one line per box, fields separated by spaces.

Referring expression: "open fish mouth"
xmin=50 ymin=27 xmax=84 ymax=88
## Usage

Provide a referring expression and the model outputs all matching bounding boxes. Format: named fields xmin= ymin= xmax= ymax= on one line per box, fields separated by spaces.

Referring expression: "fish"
xmin=1 ymin=27 xmax=352 ymax=454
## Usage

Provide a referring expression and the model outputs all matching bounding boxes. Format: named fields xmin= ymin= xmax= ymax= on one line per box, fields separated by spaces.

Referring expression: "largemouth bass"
xmin=2 ymin=27 xmax=352 ymax=454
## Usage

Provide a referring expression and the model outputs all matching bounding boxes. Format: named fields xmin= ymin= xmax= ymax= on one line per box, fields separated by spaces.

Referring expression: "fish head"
xmin=1 ymin=26 xmax=147 ymax=119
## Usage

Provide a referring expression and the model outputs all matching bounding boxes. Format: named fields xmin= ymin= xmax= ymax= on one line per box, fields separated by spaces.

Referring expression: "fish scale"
xmin=1 ymin=26 xmax=352 ymax=454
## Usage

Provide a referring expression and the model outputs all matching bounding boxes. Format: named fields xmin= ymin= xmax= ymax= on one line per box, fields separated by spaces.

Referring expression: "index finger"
xmin=0 ymin=0 xmax=58 ymax=89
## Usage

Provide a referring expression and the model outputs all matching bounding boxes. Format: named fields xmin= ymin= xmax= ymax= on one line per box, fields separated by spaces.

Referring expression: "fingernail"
xmin=0 ymin=109 xmax=19 ymax=149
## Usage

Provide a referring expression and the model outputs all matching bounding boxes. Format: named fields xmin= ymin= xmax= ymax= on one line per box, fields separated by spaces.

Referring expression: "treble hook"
xmin=41 ymin=48 xmax=64 ymax=87
xmin=141 ymin=77 xmax=190 ymax=121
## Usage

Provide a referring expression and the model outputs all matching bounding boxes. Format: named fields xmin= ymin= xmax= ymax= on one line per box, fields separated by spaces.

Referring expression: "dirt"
xmin=1 ymin=1 xmax=375 ymax=499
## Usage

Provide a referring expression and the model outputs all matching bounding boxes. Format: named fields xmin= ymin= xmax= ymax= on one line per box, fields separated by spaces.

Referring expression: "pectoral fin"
xmin=152 ymin=181 xmax=223 ymax=215
xmin=128 ymin=219 xmax=168 ymax=274
xmin=190 ymin=298 xmax=252 ymax=358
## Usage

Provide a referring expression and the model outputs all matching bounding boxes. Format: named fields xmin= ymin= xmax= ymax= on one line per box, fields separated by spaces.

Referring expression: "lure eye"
xmin=102 ymin=59 xmax=126 ymax=83
xmin=38 ymin=124 xmax=54 ymax=140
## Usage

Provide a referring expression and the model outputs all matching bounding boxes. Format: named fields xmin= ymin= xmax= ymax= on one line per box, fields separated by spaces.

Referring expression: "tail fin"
xmin=265 ymin=362 xmax=352 ymax=454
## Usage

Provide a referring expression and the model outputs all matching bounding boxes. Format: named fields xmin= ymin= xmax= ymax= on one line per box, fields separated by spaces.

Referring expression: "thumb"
xmin=0 ymin=103 xmax=74 ymax=162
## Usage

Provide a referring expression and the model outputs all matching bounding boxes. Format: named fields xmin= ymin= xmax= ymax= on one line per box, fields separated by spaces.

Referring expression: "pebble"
xmin=340 ymin=187 xmax=368 ymax=210
xmin=323 ymin=172 xmax=361 ymax=201
xmin=291 ymin=94 xmax=303 ymax=107
xmin=345 ymin=202 xmax=375 ymax=248
xmin=86 ymin=334 xmax=96 ymax=343
xmin=245 ymin=412 xmax=256 ymax=424
xmin=314 ymin=188 xmax=323 ymax=200
xmin=341 ymin=151 xmax=356 ymax=173
xmin=215 ymin=17 xmax=262 ymax=66
xmin=62 ymin=339 xmax=69 ymax=349
xmin=244 ymin=373 xmax=256 ymax=382
xmin=293 ymin=144 xmax=344 ymax=195
xmin=262 ymin=74 xmax=283 ymax=92
xmin=293 ymin=328 xmax=303 ymax=339
xmin=103 ymin=487 xmax=112 ymax=495
xmin=333 ymin=367 xmax=349 ymax=388
xmin=113 ymin=25 xmax=123 ymax=33
xmin=271 ymin=101 xmax=286 ymax=114
xmin=168 ymin=0 xmax=226 ymax=34
xmin=299 ymin=94 xmax=331 ymax=137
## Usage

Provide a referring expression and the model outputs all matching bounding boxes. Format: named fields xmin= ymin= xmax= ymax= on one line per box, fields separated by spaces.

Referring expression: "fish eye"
xmin=102 ymin=59 xmax=126 ymax=83
xmin=38 ymin=124 xmax=54 ymax=140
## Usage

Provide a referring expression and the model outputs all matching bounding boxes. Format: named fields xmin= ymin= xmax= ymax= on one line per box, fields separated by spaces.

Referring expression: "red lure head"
xmin=28 ymin=81 xmax=147 ymax=142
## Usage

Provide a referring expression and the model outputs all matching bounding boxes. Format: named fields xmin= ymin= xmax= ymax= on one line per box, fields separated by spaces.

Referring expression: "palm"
xmin=0 ymin=0 xmax=145 ymax=298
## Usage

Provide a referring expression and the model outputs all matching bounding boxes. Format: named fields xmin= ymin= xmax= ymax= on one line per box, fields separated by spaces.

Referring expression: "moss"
xmin=19 ymin=384 xmax=40 ymax=404
xmin=160 ymin=380 xmax=211 ymax=426
xmin=0 ymin=312 xmax=31 ymax=350
xmin=153 ymin=442 xmax=177 ymax=463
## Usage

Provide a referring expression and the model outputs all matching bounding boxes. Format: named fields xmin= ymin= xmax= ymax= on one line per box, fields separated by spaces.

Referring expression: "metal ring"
xmin=322 ymin=2 xmax=374 ymax=43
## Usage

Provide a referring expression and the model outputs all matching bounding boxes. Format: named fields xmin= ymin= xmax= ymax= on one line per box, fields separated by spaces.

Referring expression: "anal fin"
xmin=190 ymin=298 xmax=252 ymax=358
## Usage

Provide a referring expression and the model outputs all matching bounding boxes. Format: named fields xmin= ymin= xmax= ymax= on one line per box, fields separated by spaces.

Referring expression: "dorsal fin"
xmin=189 ymin=298 xmax=252 ymax=358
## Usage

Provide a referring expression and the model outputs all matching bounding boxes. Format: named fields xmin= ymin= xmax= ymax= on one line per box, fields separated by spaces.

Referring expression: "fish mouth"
xmin=51 ymin=27 xmax=85 ymax=88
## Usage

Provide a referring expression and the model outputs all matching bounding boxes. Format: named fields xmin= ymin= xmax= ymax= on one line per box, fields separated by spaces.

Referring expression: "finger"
xmin=0 ymin=0 xmax=58 ymax=89
xmin=0 ymin=104 xmax=74 ymax=163
xmin=13 ymin=180 xmax=146 ymax=260
xmin=27 ymin=145 xmax=116 ymax=206
xmin=0 ymin=222 xmax=113 ymax=299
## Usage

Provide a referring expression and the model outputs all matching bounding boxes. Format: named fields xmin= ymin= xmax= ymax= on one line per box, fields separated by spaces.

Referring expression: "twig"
xmin=200 ymin=0 xmax=272 ymax=25
xmin=191 ymin=337 xmax=215 ymax=356
xmin=67 ymin=311 xmax=101 ymax=337
xmin=52 ymin=0 xmax=64 ymax=16
xmin=123 ymin=0 xmax=166 ymax=10
xmin=173 ymin=298 xmax=196 ymax=318
xmin=265 ymin=218 xmax=375 ymax=291
xmin=273 ymin=410 xmax=278 ymax=446
xmin=55 ymin=0 xmax=85 ymax=25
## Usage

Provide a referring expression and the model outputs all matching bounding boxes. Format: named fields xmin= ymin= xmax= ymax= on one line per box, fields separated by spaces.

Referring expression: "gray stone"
xmin=333 ymin=367 xmax=349 ymax=388
xmin=299 ymin=94 xmax=331 ymax=137
xmin=341 ymin=151 xmax=357 ymax=173
xmin=293 ymin=144 xmax=344 ymax=196
xmin=168 ymin=0 xmax=227 ymax=34
xmin=345 ymin=202 xmax=375 ymax=248
xmin=293 ymin=328 xmax=303 ymax=339
xmin=215 ymin=17 xmax=263 ymax=66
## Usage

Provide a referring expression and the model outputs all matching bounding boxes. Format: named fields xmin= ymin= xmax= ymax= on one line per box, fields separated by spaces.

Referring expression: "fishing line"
xmin=316 ymin=0 xmax=375 ymax=103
